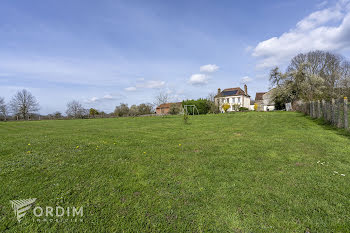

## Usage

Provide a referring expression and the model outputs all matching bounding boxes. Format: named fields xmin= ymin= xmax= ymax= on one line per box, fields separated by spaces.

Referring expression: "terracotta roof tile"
xmin=156 ymin=102 xmax=182 ymax=109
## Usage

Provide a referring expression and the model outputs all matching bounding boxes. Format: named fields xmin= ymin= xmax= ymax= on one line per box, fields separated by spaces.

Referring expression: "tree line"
xmin=270 ymin=50 xmax=350 ymax=109
xmin=0 ymin=89 xmax=222 ymax=121
xmin=0 ymin=89 xmax=157 ymax=121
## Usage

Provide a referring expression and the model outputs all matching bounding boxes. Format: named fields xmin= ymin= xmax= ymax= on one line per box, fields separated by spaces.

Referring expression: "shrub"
xmin=209 ymin=102 xmax=220 ymax=114
xmin=232 ymin=104 xmax=240 ymax=111
xmin=183 ymin=112 xmax=189 ymax=124
xmin=53 ymin=111 xmax=62 ymax=119
xmin=169 ymin=104 xmax=181 ymax=115
xmin=222 ymin=103 xmax=230 ymax=112
xmin=182 ymin=99 xmax=211 ymax=114
xmin=129 ymin=105 xmax=139 ymax=116
xmin=239 ymin=107 xmax=249 ymax=112
xmin=114 ymin=103 xmax=129 ymax=117
xmin=89 ymin=108 xmax=99 ymax=117
xmin=114 ymin=103 xmax=153 ymax=117
xmin=138 ymin=103 xmax=153 ymax=115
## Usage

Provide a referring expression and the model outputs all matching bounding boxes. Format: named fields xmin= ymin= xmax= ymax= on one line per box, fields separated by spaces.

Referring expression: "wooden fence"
xmin=295 ymin=97 xmax=349 ymax=130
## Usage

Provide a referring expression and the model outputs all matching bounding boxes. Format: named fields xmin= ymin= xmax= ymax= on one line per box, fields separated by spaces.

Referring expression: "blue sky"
xmin=1 ymin=0 xmax=350 ymax=114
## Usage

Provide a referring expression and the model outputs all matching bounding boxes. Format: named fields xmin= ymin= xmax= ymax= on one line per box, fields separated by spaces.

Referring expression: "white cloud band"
xmin=253 ymin=0 xmax=350 ymax=68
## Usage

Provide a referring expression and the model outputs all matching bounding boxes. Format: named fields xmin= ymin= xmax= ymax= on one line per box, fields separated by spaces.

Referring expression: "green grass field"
xmin=1 ymin=112 xmax=350 ymax=232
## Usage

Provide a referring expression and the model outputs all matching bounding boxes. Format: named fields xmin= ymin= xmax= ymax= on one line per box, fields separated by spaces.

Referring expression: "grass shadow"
xmin=299 ymin=113 xmax=350 ymax=139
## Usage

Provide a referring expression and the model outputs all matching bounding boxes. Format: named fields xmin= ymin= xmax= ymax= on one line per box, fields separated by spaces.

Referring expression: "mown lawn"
xmin=1 ymin=112 xmax=350 ymax=232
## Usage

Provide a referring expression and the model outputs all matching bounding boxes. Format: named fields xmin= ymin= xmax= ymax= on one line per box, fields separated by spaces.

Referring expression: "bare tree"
xmin=10 ymin=89 xmax=39 ymax=119
xmin=206 ymin=92 xmax=216 ymax=102
xmin=66 ymin=100 xmax=85 ymax=118
xmin=154 ymin=92 xmax=170 ymax=107
xmin=0 ymin=97 xmax=9 ymax=121
xmin=154 ymin=92 xmax=171 ymax=115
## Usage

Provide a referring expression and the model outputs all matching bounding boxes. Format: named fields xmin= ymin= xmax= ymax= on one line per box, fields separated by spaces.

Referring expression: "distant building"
xmin=249 ymin=99 xmax=255 ymax=111
xmin=155 ymin=102 xmax=182 ymax=115
xmin=255 ymin=90 xmax=275 ymax=111
xmin=214 ymin=85 xmax=251 ymax=112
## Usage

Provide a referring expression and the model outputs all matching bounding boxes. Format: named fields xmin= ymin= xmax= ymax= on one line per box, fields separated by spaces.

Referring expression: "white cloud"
xmin=138 ymin=80 xmax=165 ymax=89
xmin=199 ymin=64 xmax=219 ymax=73
xmin=125 ymin=86 xmax=137 ymax=91
xmin=86 ymin=94 xmax=122 ymax=103
xmin=103 ymin=94 xmax=114 ymax=99
xmin=253 ymin=0 xmax=350 ymax=68
xmin=90 ymin=97 xmax=99 ymax=102
xmin=188 ymin=74 xmax=209 ymax=85
xmin=240 ymin=76 xmax=253 ymax=84
xmin=125 ymin=80 xmax=166 ymax=91
xmin=296 ymin=6 xmax=343 ymax=31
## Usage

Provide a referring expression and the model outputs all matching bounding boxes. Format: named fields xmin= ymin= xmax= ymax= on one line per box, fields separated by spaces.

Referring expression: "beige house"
xmin=255 ymin=89 xmax=275 ymax=111
xmin=214 ymin=85 xmax=251 ymax=112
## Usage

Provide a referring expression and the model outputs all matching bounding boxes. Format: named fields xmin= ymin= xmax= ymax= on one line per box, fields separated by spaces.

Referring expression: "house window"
xmin=226 ymin=98 xmax=229 ymax=103
xmin=237 ymin=97 xmax=241 ymax=103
